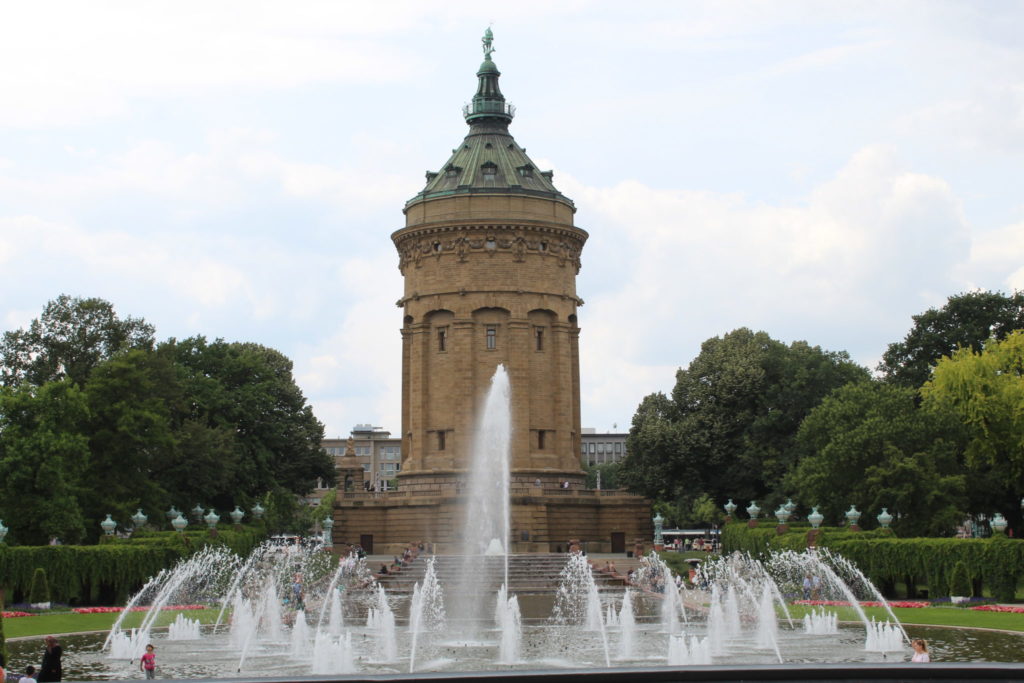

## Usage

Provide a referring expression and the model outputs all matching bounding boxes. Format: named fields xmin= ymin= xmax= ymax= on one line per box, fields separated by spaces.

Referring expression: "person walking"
xmin=38 ymin=636 xmax=62 ymax=682
xmin=140 ymin=644 xmax=157 ymax=679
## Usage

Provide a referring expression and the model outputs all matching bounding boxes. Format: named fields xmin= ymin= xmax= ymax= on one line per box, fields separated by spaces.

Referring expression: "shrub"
xmin=948 ymin=561 xmax=972 ymax=597
xmin=29 ymin=567 xmax=50 ymax=605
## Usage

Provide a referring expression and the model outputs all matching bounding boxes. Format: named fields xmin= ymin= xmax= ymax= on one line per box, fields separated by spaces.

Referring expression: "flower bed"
xmin=2 ymin=611 xmax=36 ymax=618
xmin=969 ymin=605 xmax=1024 ymax=613
xmin=793 ymin=599 xmax=931 ymax=608
xmin=71 ymin=604 xmax=207 ymax=614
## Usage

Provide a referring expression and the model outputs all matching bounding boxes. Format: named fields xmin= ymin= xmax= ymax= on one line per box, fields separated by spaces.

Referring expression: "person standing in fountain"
xmin=38 ymin=636 xmax=62 ymax=682
xmin=140 ymin=644 xmax=157 ymax=679
xmin=911 ymin=639 xmax=930 ymax=662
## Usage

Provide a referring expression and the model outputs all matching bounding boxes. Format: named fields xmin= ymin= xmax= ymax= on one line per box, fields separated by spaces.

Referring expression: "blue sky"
xmin=2 ymin=2 xmax=1022 ymax=437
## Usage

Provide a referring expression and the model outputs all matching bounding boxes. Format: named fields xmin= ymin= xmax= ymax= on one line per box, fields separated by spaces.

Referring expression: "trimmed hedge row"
xmin=0 ymin=526 xmax=265 ymax=605
xmin=722 ymin=522 xmax=1023 ymax=601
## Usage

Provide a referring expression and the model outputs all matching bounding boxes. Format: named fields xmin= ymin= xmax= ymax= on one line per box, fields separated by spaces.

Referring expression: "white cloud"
xmin=566 ymin=145 xmax=977 ymax=429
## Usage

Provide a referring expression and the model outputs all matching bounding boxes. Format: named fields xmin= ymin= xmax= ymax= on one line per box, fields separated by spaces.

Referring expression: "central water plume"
xmin=453 ymin=364 xmax=511 ymax=632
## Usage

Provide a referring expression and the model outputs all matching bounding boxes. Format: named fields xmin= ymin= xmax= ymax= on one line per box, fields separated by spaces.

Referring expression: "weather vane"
xmin=482 ymin=27 xmax=494 ymax=59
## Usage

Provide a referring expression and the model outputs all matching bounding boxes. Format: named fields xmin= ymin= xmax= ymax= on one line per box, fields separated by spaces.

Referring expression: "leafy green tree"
xmin=584 ymin=462 xmax=622 ymax=490
xmin=921 ymin=331 xmax=1024 ymax=527
xmin=161 ymin=337 xmax=334 ymax=498
xmin=788 ymin=381 xmax=967 ymax=536
xmin=0 ymin=381 xmax=90 ymax=544
xmin=0 ymin=295 xmax=154 ymax=387
xmin=622 ymin=328 xmax=868 ymax=508
xmin=879 ymin=290 xmax=1024 ymax=388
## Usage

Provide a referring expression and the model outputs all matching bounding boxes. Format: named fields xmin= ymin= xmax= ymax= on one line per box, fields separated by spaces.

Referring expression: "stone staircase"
xmin=376 ymin=554 xmax=629 ymax=594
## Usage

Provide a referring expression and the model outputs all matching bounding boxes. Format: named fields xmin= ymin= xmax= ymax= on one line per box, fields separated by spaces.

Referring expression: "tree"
xmin=921 ymin=331 xmax=1024 ymax=527
xmin=879 ymin=290 xmax=1024 ymax=388
xmin=0 ymin=381 xmax=90 ymax=545
xmin=161 ymin=337 xmax=334 ymax=498
xmin=622 ymin=328 xmax=869 ymax=509
xmin=788 ymin=381 xmax=966 ymax=536
xmin=1 ymin=295 xmax=154 ymax=388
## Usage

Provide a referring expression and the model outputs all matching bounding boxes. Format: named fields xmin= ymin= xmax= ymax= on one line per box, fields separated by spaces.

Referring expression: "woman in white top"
xmin=911 ymin=638 xmax=930 ymax=662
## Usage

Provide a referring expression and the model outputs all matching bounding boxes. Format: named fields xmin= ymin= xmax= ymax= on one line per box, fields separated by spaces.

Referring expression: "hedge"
xmin=722 ymin=522 xmax=1023 ymax=601
xmin=0 ymin=525 xmax=265 ymax=605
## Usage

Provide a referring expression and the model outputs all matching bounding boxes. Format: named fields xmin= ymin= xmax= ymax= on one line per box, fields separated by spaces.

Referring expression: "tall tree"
xmin=0 ymin=295 xmax=154 ymax=388
xmin=0 ymin=381 xmax=90 ymax=544
xmin=921 ymin=331 xmax=1024 ymax=527
xmin=879 ymin=290 xmax=1024 ymax=388
xmin=622 ymin=328 xmax=869 ymax=509
xmin=788 ymin=381 xmax=967 ymax=536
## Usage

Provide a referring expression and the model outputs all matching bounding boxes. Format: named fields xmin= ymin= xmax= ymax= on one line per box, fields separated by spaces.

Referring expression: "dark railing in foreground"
xmin=191 ymin=663 xmax=1024 ymax=683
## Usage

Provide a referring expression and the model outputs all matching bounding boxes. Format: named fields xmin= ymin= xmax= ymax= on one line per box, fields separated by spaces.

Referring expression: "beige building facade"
xmin=332 ymin=33 xmax=650 ymax=555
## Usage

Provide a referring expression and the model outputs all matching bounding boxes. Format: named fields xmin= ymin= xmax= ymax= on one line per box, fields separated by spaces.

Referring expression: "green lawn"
xmin=4 ymin=608 xmax=219 ymax=639
xmin=785 ymin=604 xmax=1024 ymax=632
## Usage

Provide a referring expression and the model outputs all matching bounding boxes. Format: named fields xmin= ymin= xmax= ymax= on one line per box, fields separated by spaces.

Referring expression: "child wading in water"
xmin=140 ymin=644 xmax=157 ymax=678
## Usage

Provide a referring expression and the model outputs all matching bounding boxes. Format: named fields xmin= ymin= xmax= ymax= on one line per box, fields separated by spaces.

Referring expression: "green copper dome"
xmin=405 ymin=30 xmax=574 ymax=212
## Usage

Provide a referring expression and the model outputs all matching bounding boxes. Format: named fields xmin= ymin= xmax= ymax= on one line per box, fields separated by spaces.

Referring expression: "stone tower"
xmin=333 ymin=31 xmax=650 ymax=554
xmin=393 ymin=28 xmax=586 ymax=489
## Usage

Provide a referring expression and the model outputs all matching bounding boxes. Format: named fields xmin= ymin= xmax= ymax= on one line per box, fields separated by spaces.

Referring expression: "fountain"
xmin=167 ymin=613 xmax=201 ymax=640
xmin=34 ymin=365 xmax=976 ymax=679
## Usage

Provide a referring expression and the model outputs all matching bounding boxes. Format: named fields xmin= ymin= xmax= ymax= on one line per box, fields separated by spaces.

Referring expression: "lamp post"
xmin=322 ymin=516 xmax=334 ymax=550
xmin=723 ymin=499 xmax=737 ymax=522
xmin=100 ymin=514 xmax=117 ymax=536
xmin=845 ymin=505 xmax=862 ymax=532
xmin=877 ymin=508 xmax=893 ymax=529
xmin=171 ymin=513 xmax=188 ymax=533
xmin=251 ymin=502 xmax=265 ymax=520
xmin=991 ymin=512 xmax=1008 ymax=535
xmin=653 ymin=512 xmax=665 ymax=551
xmin=230 ymin=506 xmax=245 ymax=525
xmin=746 ymin=501 xmax=760 ymax=528
xmin=774 ymin=505 xmax=791 ymax=534
xmin=131 ymin=508 xmax=148 ymax=529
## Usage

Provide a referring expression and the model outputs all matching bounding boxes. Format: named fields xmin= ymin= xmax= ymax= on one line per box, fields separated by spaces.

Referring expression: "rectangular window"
xmin=535 ymin=327 xmax=544 ymax=351
xmin=614 ymin=442 xmax=622 ymax=453
xmin=538 ymin=429 xmax=546 ymax=450
xmin=362 ymin=463 xmax=371 ymax=472
xmin=486 ymin=325 xmax=497 ymax=350
xmin=597 ymin=443 xmax=604 ymax=454
xmin=437 ymin=430 xmax=446 ymax=451
xmin=589 ymin=443 xmax=596 ymax=454
xmin=581 ymin=443 xmax=587 ymax=454
xmin=438 ymin=327 xmax=447 ymax=352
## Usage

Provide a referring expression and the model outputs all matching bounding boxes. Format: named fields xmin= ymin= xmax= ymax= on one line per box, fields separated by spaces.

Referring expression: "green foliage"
xmin=583 ymin=462 xmax=622 ymax=490
xmin=0 ymin=526 xmax=265 ymax=604
xmin=0 ymin=294 xmax=154 ymax=388
xmin=948 ymin=561 xmax=972 ymax=597
xmin=0 ymin=297 xmax=334 ymax=542
xmin=879 ymin=290 xmax=1024 ymax=389
xmin=0 ymin=381 xmax=90 ymax=545
xmin=787 ymin=381 xmax=967 ymax=536
xmin=922 ymin=331 xmax=1024 ymax=517
xmin=28 ymin=567 xmax=50 ymax=604
xmin=724 ymin=524 xmax=1022 ymax=601
xmin=622 ymin=328 xmax=868 ymax=506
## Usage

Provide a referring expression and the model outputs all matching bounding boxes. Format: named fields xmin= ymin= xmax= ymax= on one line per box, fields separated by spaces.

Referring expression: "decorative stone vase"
xmin=100 ymin=514 xmax=117 ymax=536
xmin=845 ymin=505 xmax=861 ymax=531
xmin=746 ymin=501 xmax=761 ymax=528
xmin=723 ymin=499 xmax=737 ymax=520
xmin=807 ymin=507 xmax=824 ymax=529
xmin=130 ymin=508 xmax=148 ymax=528
xmin=251 ymin=502 xmax=265 ymax=520
xmin=991 ymin=513 xmax=1008 ymax=534
xmin=171 ymin=513 xmax=188 ymax=532
xmin=877 ymin=508 xmax=893 ymax=529
xmin=204 ymin=509 xmax=220 ymax=530
xmin=230 ymin=506 xmax=245 ymax=525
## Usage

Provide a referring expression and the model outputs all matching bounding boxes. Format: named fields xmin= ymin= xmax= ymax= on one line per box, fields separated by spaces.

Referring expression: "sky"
xmin=2 ymin=1 xmax=1023 ymax=438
